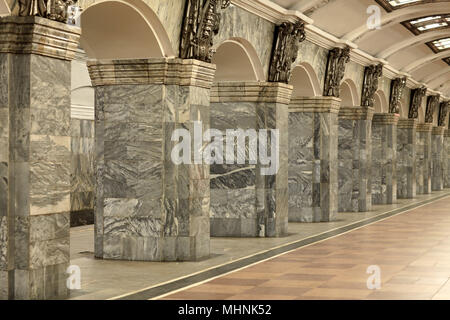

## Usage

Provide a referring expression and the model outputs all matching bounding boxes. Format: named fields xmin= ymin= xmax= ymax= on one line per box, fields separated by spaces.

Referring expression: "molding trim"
xmin=231 ymin=0 xmax=313 ymax=24
xmin=71 ymin=104 xmax=94 ymax=120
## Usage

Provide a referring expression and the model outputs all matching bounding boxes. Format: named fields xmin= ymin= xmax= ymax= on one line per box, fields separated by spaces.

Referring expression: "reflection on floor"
xmin=69 ymin=191 xmax=450 ymax=300
xmin=161 ymin=195 xmax=450 ymax=300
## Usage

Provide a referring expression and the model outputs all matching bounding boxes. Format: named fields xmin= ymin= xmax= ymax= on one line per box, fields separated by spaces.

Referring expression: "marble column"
xmin=416 ymin=123 xmax=433 ymax=195
xmin=371 ymin=113 xmax=399 ymax=205
xmin=288 ymin=97 xmax=340 ymax=222
xmin=70 ymin=118 xmax=95 ymax=227
xmin=338 ymin=106 xmax=374 ymax=212
xmin=0 ymin=16 xmax=80 ymax=299
xmin=445 ymin=130 xmax=450 ymax=188
xmin=209 ymin=82 xmax=291 ymax=237
xmin=88 ymin=58 xmax=215 ymax=261
xmin=397 ymin=119 xmax=417 ymax=199
xmin=431 ymin=126 xmax=445 ymax=191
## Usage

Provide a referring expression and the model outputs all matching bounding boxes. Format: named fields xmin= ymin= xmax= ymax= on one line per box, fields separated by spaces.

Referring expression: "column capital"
xmin=288 ymin=96 xmax=341 ymax=114
xmin=372 ymin=113 xmax=400 ymax=125
xmin=398 ymin=118 xmax=418 ymax=129
xmin=0 ymin=16 xmax=80 ymax=61
xmin=416 ymin=123 xmax=434 ymax=133
xmin=210 ymin=81 xmax=293 ymax=104
xmin=87 ymin=58 xmax=216 ymax=89
xmin=338 ymin=106 xmax=375 ymax=121
xmin=432 ymin=126 xmax=446 ymax=136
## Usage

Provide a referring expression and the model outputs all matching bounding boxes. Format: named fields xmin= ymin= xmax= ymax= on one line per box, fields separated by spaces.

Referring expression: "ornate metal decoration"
xmin=389 ymin=77 xmax=407 ymax=114
xmin=438 ymin=101 xmax=449 ymax=127
xmin=408 ymin=86 xmax=427 ymax=119
xmin=323 ymin=46 xmax=351 ymax=97
xmin=268 ymin=21 xmax=306 ymax=83
xmin=14 ymin=0 xmax=76 ymax=23
xmin=361 ymin=64 xmax=383 ymax=108
xmin=425 ymin=94 xmax=440 ymax=123
xmin=180 ymin=0 xmax=231 ymax=63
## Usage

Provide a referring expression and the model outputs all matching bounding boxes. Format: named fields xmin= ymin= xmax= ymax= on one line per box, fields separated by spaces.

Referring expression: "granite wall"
xmin=416 ymin=123 xmax=433 ymax=195
xmin=397 ymin=119 xmax=417 ymax=199
xmin=338 ymin=107 xmax=374 ymax=212
xmin=89 ymin=58 xmax=215 ymax=261
xmin=288 ymin=97 xmax=340 ymax=222
xmin=431 ymin=126 xmax=445 ymax=191
xmin=70 ymin=119 xmax=95 ymax=227
xmin=371 ymin=113 xmax=399 ymax=205
xmin=209 ymin=82 xmax=291 ymax=237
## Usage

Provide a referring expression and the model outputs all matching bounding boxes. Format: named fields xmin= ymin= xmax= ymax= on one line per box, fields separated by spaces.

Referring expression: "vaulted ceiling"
xmin=272 ymin=0 xmax=450 ymax=96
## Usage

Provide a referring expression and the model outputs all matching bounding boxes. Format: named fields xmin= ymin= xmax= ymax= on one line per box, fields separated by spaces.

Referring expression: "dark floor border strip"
xmin=118 ymin=192 xmax=450 ymax=300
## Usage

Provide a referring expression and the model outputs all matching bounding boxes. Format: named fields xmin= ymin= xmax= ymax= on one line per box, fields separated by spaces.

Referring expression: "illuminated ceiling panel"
xmin=375 ymin=0 xmax=449 ymax=12
xmin=402 ymin=14 xmax=450 ymax=35
xmin=427 ymin=37 xmax=450 ymax=52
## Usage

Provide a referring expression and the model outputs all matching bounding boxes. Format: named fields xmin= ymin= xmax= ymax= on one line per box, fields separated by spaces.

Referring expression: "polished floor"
xmin=160 ymin=195 xmax=450 ymax=300
xmin=68 ymin=191 xmax=450 ymax=299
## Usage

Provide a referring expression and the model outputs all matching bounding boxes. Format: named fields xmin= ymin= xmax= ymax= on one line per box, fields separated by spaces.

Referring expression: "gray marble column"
xmin=209 ymin=82 xmax=291 ymax=237
xmin=288 ymin=97 xmax=340 ymax=222
xmin=431 ymin=126 xmax=445 ymax=191
xmin=397 ymin=119 xmax=417 ymax=199
xmin=338 ymin=106 xmax=374 ymax=212
xmin=445 ymin=130 xmax=450 ymax=189
xmin=416 ymin=123 xmax=433 ymax=195
xmin=88 ymin=58 xmax=216 ymax=261
xmin=70 ymin=119 xmax=94 ymax=227
xmin=0 ymin=16 xmax=80 ymax=299
xmin=371 ymin=113 xmax=399 ymax=205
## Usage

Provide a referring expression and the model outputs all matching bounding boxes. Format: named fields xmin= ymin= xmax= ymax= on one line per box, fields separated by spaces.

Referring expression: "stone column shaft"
xmin=416 ymin=123 xmax=433 ymax=194
xmin=397 ymin=119 xmax=417 ymax=199
xmin=88 ymin=58 xmax=215 ymax=261
xmin=288 ymin=96 xmax=340 ymax=222
xmin=0 ymin=16 xmax=80 ymax=299
xmin=371 ymin=113 xmax=399 ymax=205
xmin=432 ymin=126 xmax=445 ymax=191
xmin=338 ymin=106 xmax=374 ymax=212
xmin=445 ymin=130 xmax=450 ymax=189
xmin=209 ymin=82 xmax=291 ymax=237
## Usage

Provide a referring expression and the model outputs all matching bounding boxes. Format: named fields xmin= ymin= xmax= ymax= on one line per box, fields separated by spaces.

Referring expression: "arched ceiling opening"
xmin=340 ymin=79 xmax=360 ymax=107
xmin=289 ymin=63 xmax=321 ymax=97
xmin=271 ymin=0 xmax=450 ymax=96
xmin=80 ymin=0 xmax=175 ymax=59
xmin=211 ymin=38 xmax=265 ymax=82
xmin=374 ymin=90 xmax=388 ymax=113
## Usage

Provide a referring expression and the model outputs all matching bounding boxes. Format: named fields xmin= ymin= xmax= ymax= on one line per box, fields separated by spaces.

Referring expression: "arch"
xmin=377 ymin=29 xmax=450 ymax=60
xmin=289 ymin=62 xmax=321 ymax=97
xmin=373 ymin=90 xmax=388 ymax=113
xmin=340 ymin=79 xmax=359 ymax=107
xmin=403 ymin=51 xmax=450 ymax=73
xmin=80 ymin=0 xmax=175 ymax=59
xmin=343 ymin=2 xmax=450 ymax=43
xmin=211 ymin=38 xmax=265 ymax=82
xmin=72 ymin=86 xmax=95 ymax=107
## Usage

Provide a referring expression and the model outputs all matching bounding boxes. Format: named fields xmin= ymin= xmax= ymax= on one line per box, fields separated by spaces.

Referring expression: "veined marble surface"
xmin=445 ymin=133 xmax=450 ymax=188
xmin=431 ymin=130 xmax=444 ymax=191
xmin=288 ymin=108 xmax=338 ymax=222
xmin=416 ymin=130 xmax=432 ymax=195
xmin=294 ymin=40 xmax=328 ymax=92
xmin=338 ymin=110 xmax=373 ymax=212
xmin=371 ymin=117 xmax=397 ymax=205
xmin=397 ymin=124 xmax=416 ymax=199
xmin=70 ymin=119 xmax=94 ymax=226
xmin=209 ymin=92 xmax=289 ymax=238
